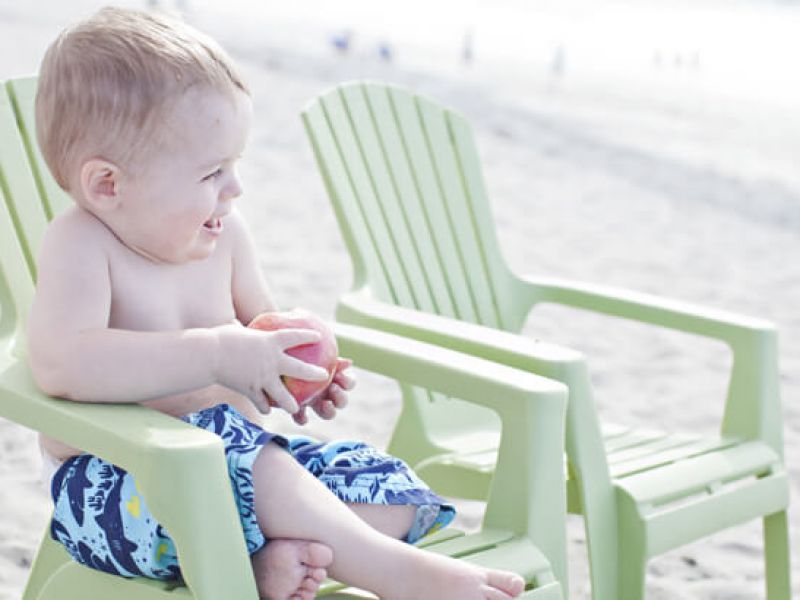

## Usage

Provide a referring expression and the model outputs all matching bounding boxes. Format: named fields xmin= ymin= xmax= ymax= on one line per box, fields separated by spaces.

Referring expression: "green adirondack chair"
xmin=0 ymin=75 xmax=570 ymax=599
xmin=302 ymin=81 xmax=793 ymax=600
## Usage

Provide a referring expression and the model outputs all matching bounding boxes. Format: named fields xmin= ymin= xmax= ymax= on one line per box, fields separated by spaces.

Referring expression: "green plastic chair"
xmin=0 ymin=75 xmax=570 ymax=599
xmin=301 ymin=81 xmax=793 ymax=600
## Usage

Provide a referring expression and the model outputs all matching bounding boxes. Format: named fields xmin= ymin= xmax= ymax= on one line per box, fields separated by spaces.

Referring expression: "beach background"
xmin=1 ymin=0 xmax=798 ymax=597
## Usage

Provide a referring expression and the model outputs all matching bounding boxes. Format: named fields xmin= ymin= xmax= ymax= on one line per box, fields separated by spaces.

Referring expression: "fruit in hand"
xmin=248 ymin=308 xmax=338 ymax=408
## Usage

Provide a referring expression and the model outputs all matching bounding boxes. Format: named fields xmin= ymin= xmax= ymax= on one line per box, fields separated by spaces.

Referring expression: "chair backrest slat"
xmin=0 ymin=182 xmax=35 ymax=348
xmin=0 ymin=81 xmax=48 ymax=340
xmin=7 ymin=77 xmax=72 ymax=220
xmin=0 ymin=82 xmax=48 ymax=278
xmin=414 ymin=95 xmax=502 ymax=328
xmin=338 ymin=84 xmax=441 ymax=314
xmin=360 ymin=83 xmax=459 ymax=317
xmin=303 ymin=96 xmax=397 ymax=302
xmin=385 ymin=86 xmax=479 ymax=323
xmin=0 ymin=77 xmax=75 ymax=355
xmin=444 ymin=110 xmax=513 ymax=329
xmin=304 ymin=82 xmax=518 ymax=329
xmin=320 ymin=86 xmax=418 ymax=309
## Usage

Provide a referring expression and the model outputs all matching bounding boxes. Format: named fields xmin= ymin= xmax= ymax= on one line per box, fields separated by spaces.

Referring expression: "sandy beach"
xmin=1 ymin=1 xmax=798 ymax=598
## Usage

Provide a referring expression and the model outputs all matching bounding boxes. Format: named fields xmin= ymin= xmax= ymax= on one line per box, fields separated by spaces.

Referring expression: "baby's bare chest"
xmin=107 ymin=250 xmax=236 ymax=330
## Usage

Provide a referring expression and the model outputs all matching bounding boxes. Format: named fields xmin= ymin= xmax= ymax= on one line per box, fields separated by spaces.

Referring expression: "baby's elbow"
xmin=27 ymin=345 xmax=78 ymax=400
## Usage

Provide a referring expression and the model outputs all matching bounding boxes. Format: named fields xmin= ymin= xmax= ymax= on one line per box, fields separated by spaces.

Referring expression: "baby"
xmin=27 ymin=7 xmax=526 ymax=600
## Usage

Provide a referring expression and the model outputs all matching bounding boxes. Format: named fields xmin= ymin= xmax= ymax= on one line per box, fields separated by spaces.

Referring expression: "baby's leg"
xmin=253 ymin=443 xmax=525 ymax=600
xmin=347 ymin=504 xmax=416 ymax=540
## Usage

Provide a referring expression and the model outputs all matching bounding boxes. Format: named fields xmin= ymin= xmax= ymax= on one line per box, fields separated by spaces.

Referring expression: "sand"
xmin=1 ymin=1 xmax=798 ymax=598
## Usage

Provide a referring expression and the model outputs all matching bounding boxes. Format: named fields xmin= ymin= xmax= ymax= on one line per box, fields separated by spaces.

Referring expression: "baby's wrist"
xmin=207 ymin=325 xmax=231 ymax=386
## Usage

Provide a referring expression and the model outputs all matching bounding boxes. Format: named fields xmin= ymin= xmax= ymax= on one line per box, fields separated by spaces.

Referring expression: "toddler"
xmin=28 ymin=7 xmax=526 ymax=600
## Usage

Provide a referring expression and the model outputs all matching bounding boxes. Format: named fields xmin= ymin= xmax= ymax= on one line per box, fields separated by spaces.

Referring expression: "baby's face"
xmin=111 ymin=86 xmax=253 ymax=264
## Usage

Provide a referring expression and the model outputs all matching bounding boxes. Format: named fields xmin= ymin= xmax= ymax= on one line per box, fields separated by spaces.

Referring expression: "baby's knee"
xmin=347 ymin=503 xmax=417 ymax=539
xmin=252 ymin=441 xmax=307 ymax=496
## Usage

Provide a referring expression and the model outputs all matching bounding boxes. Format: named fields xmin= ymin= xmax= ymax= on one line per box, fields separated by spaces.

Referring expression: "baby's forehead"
xmin=149 ymin=87 xmax=252 ymax=162
xmin=166 ymin=86 xmax=249 ymax=126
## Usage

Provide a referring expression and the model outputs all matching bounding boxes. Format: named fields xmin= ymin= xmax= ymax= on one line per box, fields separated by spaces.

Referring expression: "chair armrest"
xmin=0 ymin=357 xmax=261 ymax=598
xmin=333 ymin=321 xmax=567 ymax=414
xmin=333 ymin=322 xmax=568 ymax=586
xmin=521 ymin=274 xmax=775 ymax=343
xmin=520 ymin=275 xmax=783 ymax=449
xmin=338 ymin=285 xmax=782 ymax=453
xmin=337 ymin=291 xmax=584 ymax=376
xmin=0 ymin=358 xmax=220 ymax=470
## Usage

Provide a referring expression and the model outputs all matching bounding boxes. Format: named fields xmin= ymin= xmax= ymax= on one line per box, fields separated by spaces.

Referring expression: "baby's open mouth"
xmin=203 ymin=217 xmax=222 ymax=232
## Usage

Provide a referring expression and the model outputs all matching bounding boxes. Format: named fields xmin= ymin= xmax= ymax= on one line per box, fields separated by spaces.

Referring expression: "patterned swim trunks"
xmin=49 ymin=404 xmax=455 ymax=580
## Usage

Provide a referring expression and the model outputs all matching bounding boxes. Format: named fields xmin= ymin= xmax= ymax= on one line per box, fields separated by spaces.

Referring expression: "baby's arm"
xmin=229 ymin=209 xmax=278 ymax=325
xmin=228 ymin=209 xmax=357 ymax=420
xmin=27 ymin=211 xmax=326 ymax=412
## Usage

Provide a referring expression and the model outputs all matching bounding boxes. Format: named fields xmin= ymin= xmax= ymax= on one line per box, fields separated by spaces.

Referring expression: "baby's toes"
xmin=306 ymin=566 xmax=328 ymax=583
xmin=485 ymin=570 xmax=525 ymax=597
xmin=299 ymin=574 xmax=321 ymax=592
xmin=482 ymin=586 xmax=515 ymax=600
xmin=302 ymin=541 xmax=334 ymax=569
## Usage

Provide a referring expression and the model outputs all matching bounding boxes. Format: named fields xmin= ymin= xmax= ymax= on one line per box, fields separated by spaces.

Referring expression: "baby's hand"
xmin=214 ymin=322 xmax=330 ymax=414
xmin=291 ymin=358 xmax=355 ymax=425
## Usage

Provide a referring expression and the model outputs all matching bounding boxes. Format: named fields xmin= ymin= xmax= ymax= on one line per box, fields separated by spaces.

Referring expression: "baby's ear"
xmin=79 ymin=159 xmax=121 ymax=213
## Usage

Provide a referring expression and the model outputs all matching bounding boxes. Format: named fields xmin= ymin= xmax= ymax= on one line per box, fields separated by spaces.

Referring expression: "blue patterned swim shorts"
xmin=49 ymin=404 xmax=455 ymax=580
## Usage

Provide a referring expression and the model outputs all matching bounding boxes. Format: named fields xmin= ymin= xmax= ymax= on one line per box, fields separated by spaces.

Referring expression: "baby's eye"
xmin=202 ymin=167 xmax=224 ymax=182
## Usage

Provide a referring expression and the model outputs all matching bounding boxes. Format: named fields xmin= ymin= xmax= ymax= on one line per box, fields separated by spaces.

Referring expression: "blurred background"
xmin=1 ymin=1 xmax=798 ymax=598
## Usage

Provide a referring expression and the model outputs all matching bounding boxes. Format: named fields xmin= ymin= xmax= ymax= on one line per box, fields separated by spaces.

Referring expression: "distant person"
xmin=378 ymin=41 xmax=393 ymax=62
xmin=550 ymin=43 xmax=566 ymax=79
xmin=331 ymin=30 xmax=353 ymax=54
xmin=462 ymin=27 xmax=474 ymax=64
xmin=653 ymin=49 xmax=663 ymax=68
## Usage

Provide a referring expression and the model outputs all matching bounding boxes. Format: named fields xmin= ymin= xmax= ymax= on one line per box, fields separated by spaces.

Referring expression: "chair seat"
xmin=615 ymin=438 xmax=789 ymax=556
xmin=32 ymin=560 xmax=192 ymax=600
xmin=415 ymin=422 xmax=786 ymax=514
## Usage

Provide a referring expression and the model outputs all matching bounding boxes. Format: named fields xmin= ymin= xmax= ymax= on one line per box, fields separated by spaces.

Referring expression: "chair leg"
xmin=22 ymin=528 xmax=70 ymax=600
xmin=764 ymin=510 xmax=791 ymax=600
xmin=616 ymin=494 xmax=647 ymax=600
xmin=581 ymin=500 xmax=620 ymax=600
xmin=617 ymin=549 xmax=647 ymax=600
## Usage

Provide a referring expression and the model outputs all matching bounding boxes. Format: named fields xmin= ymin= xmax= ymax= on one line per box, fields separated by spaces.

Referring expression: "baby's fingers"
xmin=313 ymin=399 xmax=337 ymax=420
xmin=292 ymin=407 xmax=309 ymax=425
xmin=334 ymin=358 xmax=353 ymax=372
xmin=327 ymin=383 xmax=348 ymax=409
xmin=245 ymin=389 xmax=271 ymax=414
xmin=280 ymin=355 xmax=330 ymax=382
xmin=332 ymin=368 xmax=356 ymax=392
xmin=263 ymin=381 xmax=299 ymax=414
xmin=272 ymin=328 xmax=321 ymax=350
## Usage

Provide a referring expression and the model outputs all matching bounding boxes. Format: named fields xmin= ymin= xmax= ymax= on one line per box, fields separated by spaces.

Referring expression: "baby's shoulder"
xmin=38 ymin=206 xmax=115 ymax=263
xmin=46 ymin=205 xmax=113 ymax=239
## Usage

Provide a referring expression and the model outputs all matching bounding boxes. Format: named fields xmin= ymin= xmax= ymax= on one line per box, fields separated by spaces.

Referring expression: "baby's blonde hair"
xmin=36 ymin=6 xmax=250 ymax=193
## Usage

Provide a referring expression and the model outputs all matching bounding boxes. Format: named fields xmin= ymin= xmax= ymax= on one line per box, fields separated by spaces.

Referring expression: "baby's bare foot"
xmin=252 ymin=538 xmax=334 ymax=600
xmin=389 ymin=551 xmax=526 ymax=600
xmin=481 ymin=569 xmax=526 ymax=599
xmin=443 ymin=565 xmax=525 ymax=600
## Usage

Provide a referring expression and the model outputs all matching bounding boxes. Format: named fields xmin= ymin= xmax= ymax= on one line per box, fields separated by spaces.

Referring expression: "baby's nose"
xmin=221 ymin=173 xmax=243 ymax=201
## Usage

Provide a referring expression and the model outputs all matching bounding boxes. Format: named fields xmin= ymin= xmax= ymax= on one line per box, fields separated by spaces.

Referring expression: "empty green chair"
xmin=302 ymin=81 xmax=792 ymax=599
xmin=0 ymin=75 xmax=569 ymax=599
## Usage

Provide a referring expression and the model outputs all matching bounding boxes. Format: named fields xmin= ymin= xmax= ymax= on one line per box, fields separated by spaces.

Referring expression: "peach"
xmin=248 ymin=308 xmax=338 ymax=408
